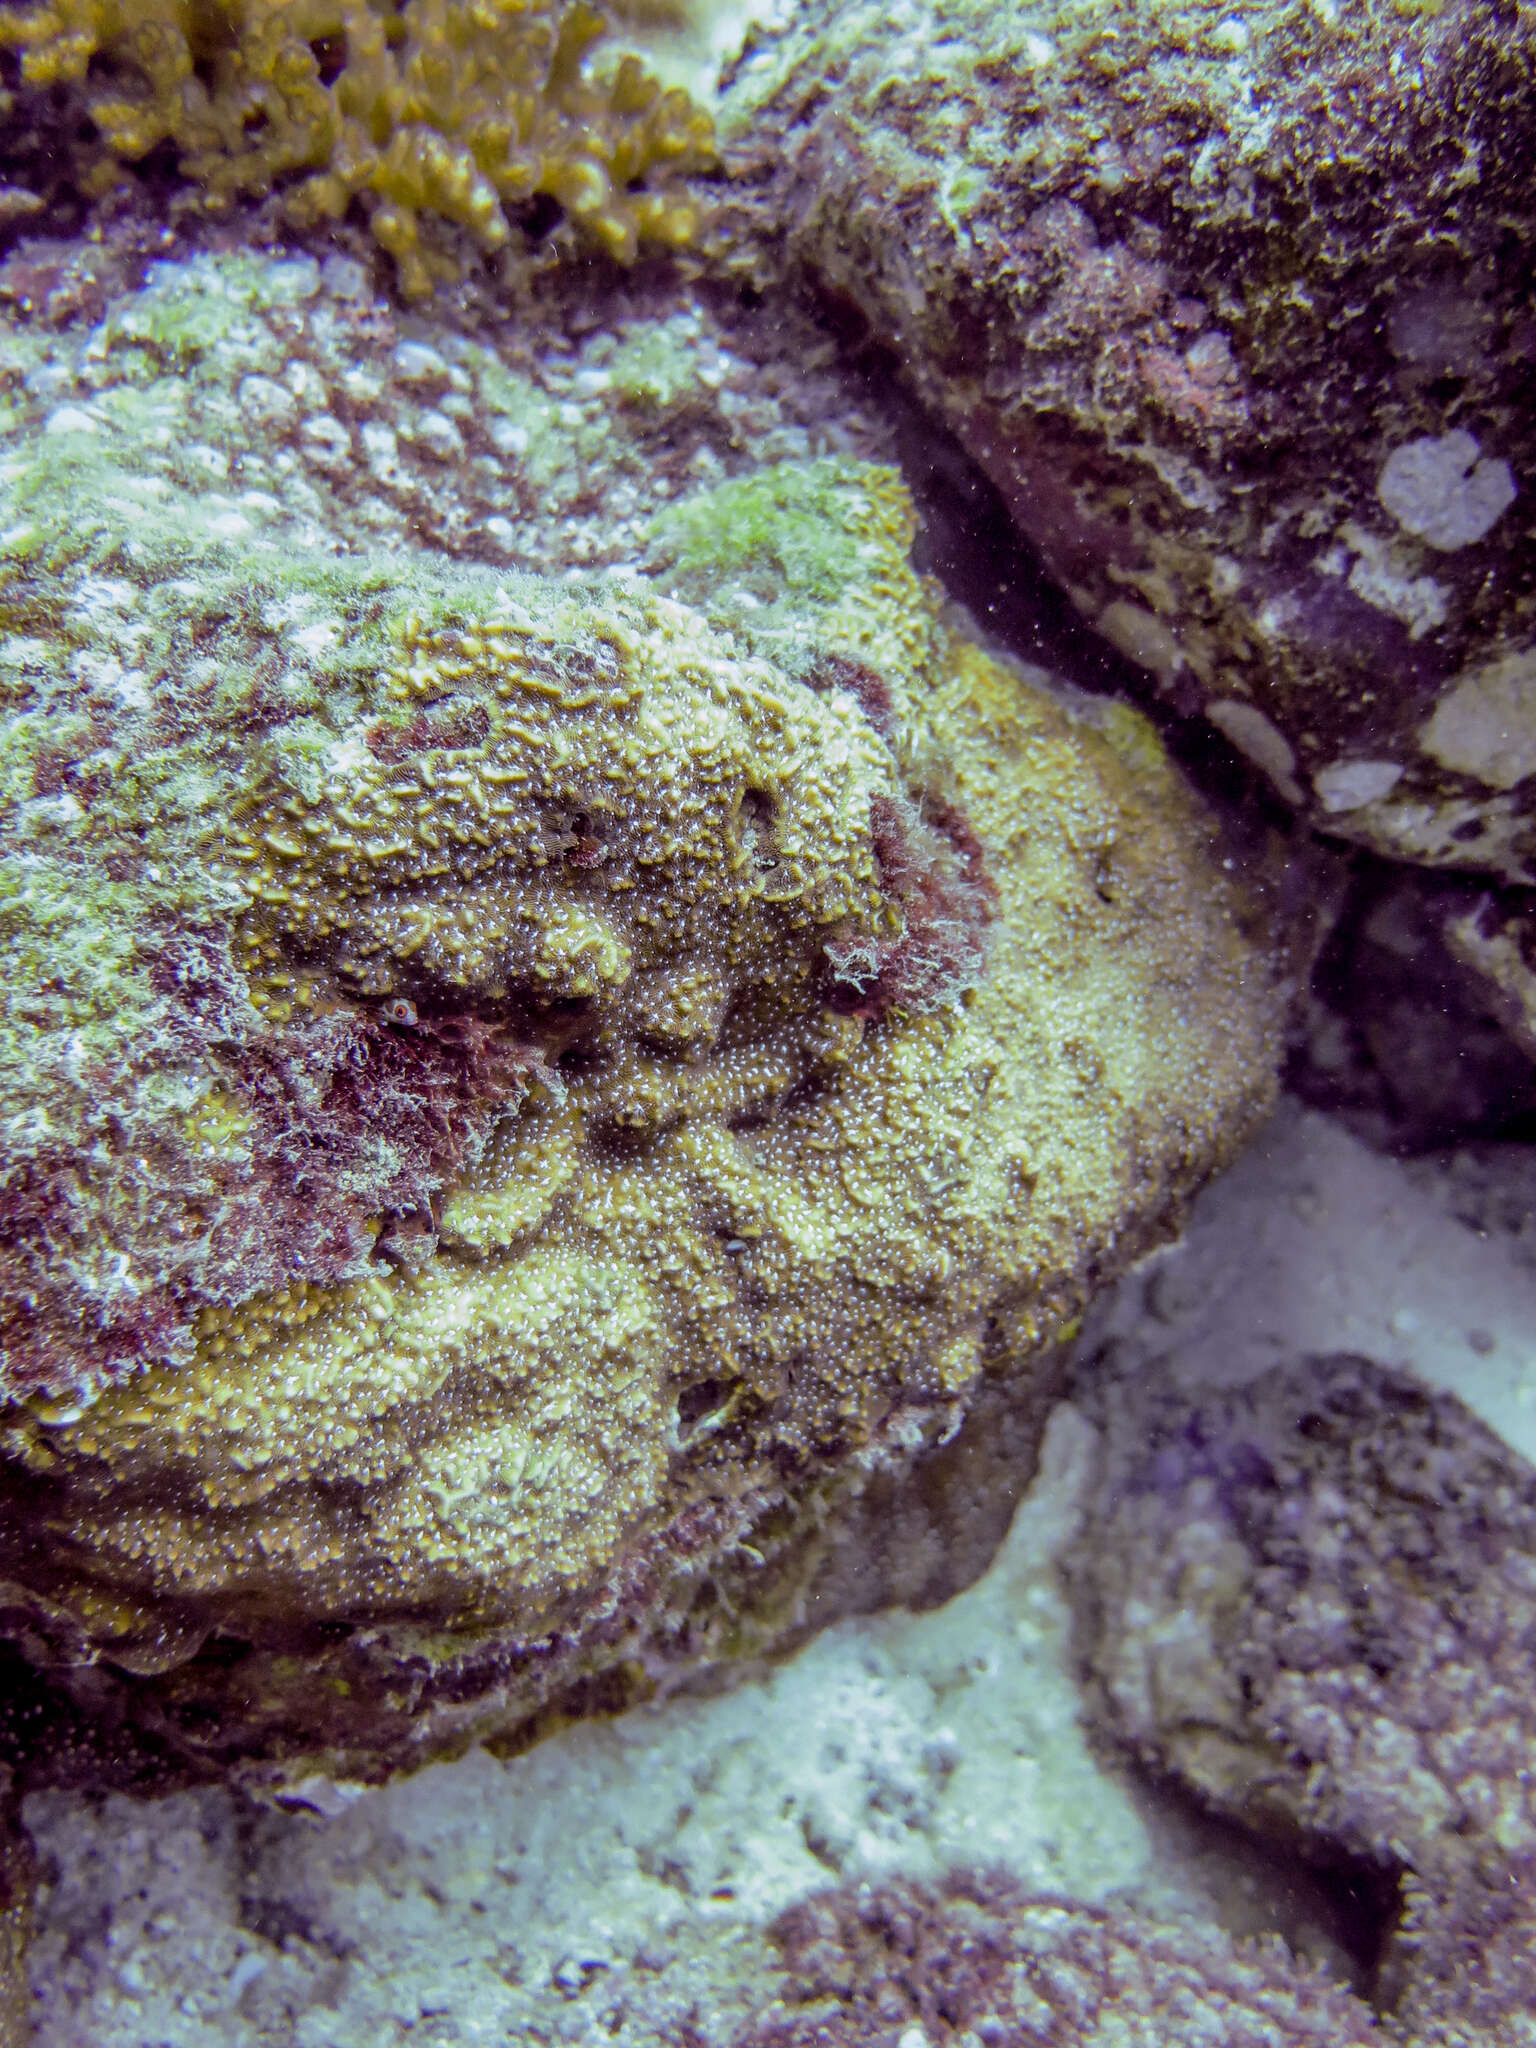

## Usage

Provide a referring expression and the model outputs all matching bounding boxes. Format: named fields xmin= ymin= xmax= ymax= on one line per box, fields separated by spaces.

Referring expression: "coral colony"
xmin=0 ymin=0 xmax=713 ymax=298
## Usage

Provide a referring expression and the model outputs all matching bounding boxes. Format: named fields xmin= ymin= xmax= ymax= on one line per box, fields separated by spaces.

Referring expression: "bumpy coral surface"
xmin=0 ymin=243 xmax=899 ymax=1398
xmin=730 ymin=1871 xmax=1384 ymax=2047
xmin=0 ymin=244 xmax=1280 ymax=1787
xmin=0 ymin=0 xmax=713 ymax=298
xmin=1065 ymin=1351 xmax=1536 ymax=2046
xmin=717 ymin=0 xmax=1536 ymax=883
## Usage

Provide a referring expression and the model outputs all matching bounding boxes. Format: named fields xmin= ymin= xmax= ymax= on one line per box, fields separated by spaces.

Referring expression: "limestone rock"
xmin=730 ymin=1871 xmax=1384 ymax=2048
xmin=716 ymin=0 xmax=1536 ymax=880
xmin=1065 ymin=1350 xmax=1536 ymax=2045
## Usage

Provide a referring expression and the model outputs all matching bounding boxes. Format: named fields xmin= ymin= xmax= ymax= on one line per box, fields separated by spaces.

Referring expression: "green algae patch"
xmin=646 ymin=460 xmax=874 ymax=604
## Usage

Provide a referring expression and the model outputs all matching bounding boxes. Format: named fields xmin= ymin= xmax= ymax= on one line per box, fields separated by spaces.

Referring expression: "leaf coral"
xmin=0 ymin=0 xmax=715 ymax=298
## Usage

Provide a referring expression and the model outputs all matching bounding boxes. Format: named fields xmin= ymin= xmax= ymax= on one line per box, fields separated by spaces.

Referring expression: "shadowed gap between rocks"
xmin=803 ymin=304 xmax=1316 ymax=829
xmin=801 ymin=308 xmax=1536 ymax=1155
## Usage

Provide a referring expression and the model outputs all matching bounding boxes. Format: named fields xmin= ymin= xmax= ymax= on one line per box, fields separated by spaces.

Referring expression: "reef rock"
xmin=1065 ymin=1350 xmax=1536 ymax=2045
xmin=0 ymin=246 xmax=1281 ymax=1794
xmin=730 ymin=1871 xmax=1385 ymax=2048
xmin=717 ymin=0 xmax=1536 ymax=880
xmin=1290 ymin=864 xmax=1536 ymax=1151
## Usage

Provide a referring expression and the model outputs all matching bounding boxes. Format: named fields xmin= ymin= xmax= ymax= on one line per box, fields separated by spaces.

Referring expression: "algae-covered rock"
xmin=717 ymin=0 xmax=1536 ymax=880
xmin=0 ymin=248 xmax=1281 ymax=1788
xmin=1287 ymin=866 xmax=1536 ymax=1151
xmin=731 ymin=1872 xmax=1385 ymax=2048
xmin=1065 ymin=1351 xmax=1536 ymax=2047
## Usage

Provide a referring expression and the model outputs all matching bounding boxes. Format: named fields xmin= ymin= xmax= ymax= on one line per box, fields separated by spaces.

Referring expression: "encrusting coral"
xmin=1065 ymin=1351 xmax=1536 ymax=2047
xmin=0 ymin=0 xmax=714 ymax=298
xmin=0 ymin=245 xmax=1284 ymax=1790
xmin=0 ymin=245 xmax=902 ymax=1404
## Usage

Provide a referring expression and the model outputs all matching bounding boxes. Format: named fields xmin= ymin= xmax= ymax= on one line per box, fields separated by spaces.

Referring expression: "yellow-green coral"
xmin=0 ymin=320 xmax=1281 ymax=1771
xmin=229 ymin=596 xmax=896 ymax=1024
xmin=0 ymin=0 xmax=714 ymax=298
xmin=2 ymin=533 xmax=1278 ymax=1731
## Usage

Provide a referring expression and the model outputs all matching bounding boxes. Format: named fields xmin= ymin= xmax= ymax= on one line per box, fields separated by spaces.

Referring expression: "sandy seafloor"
xmin=26 ymin=1095 xmax=1536 ymax=2046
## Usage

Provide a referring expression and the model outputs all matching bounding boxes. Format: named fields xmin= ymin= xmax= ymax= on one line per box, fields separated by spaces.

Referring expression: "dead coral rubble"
xmin=730 ymin=1870 xmax=1385 ymax=2048
xmin=0 ymin=0 xmax=714 ymax=298
xmin=1065 ymin=1350 xmax=1536 ymax=2046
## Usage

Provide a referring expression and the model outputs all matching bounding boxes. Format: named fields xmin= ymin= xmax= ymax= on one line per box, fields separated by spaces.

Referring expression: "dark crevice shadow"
xmin=1119 ymin=1761 xmax=1403 ymax=2003
xmin=817 ymin=322 xmax=1308 ymax=843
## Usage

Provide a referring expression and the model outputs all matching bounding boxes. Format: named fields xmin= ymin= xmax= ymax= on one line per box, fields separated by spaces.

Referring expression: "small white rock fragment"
xmin=1378 ymin=430 xmax=1517 ymax=552
xmin=1341 ymin=522 xmax=1449 ymax=638
xmin=1311 ymin=758 xmax=1404 ymax=813
xmin=1097 ymin=600 xmax=1186 ymax=688
xmin=1205 ymin=696 xmax=1304 ymax=803
xmin=1420 ymin=648 xmax=1536 ymax=790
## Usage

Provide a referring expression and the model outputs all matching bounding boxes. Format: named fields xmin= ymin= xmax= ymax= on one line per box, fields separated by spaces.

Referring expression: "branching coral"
xmin=0 ymin=0 xmax=714 ymax=297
